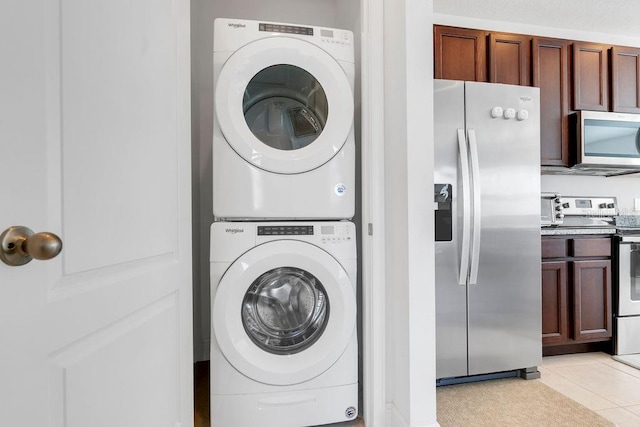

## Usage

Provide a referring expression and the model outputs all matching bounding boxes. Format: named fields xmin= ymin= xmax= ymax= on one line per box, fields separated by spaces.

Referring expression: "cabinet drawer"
xmin=542 ymin=238 xmax=568 ymax=259
xmin=571 ymin=238 xmax=611 ymax=257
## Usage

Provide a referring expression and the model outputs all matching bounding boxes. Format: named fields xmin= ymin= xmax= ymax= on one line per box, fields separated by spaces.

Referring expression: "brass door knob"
xmin=0 ymin=226 xmax=63 ymax=266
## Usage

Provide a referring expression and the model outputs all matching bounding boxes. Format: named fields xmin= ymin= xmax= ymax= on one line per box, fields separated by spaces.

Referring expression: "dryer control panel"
xmin=258 ymin=225 xmax=314 ymax=236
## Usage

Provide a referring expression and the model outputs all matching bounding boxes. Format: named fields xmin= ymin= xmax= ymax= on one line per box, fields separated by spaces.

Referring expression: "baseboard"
xmin=386 ymin=403 xmax=409 ymax=427
xmin=386 ymin=402 xmax=441 ymax=427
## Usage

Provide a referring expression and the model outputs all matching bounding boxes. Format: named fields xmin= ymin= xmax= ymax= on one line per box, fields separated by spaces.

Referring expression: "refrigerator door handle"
xmin=457 ymin=128 xmax=471 ymax=285
xmin=468 ymin=129 xmax=481 ymax=285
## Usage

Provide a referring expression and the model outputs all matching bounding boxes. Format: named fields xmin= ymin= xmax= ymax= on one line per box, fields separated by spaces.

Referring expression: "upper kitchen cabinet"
xmin=434 ymin=26 xmax=487 ymax=82
xmin=532 ymin=37 xmax=570 ymax=166
xmin=572 ymin=42 xmax=610 ymax=111
xmin=488 ymin=33 xmax=531 ymax=86
xmin=611 ymin=46 xmax=640 ymax=113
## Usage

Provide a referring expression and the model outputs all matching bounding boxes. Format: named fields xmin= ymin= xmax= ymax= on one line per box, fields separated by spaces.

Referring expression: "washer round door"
xmin=215 ymin=37 xmax=354 ymax=174
xmin=213 ymin=240 xmax=356 ymax=386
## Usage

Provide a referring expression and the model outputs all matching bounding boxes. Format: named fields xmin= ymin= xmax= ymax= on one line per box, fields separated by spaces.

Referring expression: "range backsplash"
xmin=541 ymin=173 xmax=640 ymax=215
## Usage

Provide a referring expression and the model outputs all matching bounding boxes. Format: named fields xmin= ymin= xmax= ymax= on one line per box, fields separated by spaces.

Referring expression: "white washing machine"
xmin=213 ymin=18 xmax=355 ymax=220
xmin=210 ymin=221 xmax=358 ymax=427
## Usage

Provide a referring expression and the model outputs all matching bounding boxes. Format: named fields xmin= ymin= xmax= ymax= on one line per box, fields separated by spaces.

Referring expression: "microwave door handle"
xmin=468 ymin=129 xmax=481 ymax=286
xmin=457 ymin=128 xmax=471 ymax=285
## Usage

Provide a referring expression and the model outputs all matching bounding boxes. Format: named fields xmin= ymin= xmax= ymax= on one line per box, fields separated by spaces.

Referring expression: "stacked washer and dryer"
xmin=210 ymin=18 xmax=359 ymax=427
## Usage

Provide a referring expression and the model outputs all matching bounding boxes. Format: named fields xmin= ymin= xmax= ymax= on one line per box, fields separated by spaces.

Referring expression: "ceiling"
xmin=434 ymin=0 xmax=640 ymax=38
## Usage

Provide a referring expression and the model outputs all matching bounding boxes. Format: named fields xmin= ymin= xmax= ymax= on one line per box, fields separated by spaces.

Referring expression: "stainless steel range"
xmin=540 ymin=195 xmax=618 ymax=234
xmin=541 ymin=194 xmax=640 ymax=364
xmin=614 ymin=224 xmax=640 ymax=359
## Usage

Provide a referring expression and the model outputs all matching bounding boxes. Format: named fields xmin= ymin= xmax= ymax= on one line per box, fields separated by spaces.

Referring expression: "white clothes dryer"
xmin=213 ymin=18 xmax=355 ymax=220
xmin=210 ymin=221 xmax=358 ymax=427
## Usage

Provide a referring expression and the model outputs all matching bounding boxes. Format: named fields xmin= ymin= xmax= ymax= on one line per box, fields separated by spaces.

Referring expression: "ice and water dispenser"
xmin=434 ymin=184 xmax=452 ymax=242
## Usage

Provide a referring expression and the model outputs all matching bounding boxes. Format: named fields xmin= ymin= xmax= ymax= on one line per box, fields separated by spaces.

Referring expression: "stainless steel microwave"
xmin=576 ymin=111 xmax=640 ymax=170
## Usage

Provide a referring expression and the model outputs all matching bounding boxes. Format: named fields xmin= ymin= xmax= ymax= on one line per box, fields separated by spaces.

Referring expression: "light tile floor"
xmin=540 ymin=352 xmax=640 ymax=426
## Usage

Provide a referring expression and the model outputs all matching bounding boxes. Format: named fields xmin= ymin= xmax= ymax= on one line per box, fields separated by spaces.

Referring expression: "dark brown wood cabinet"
xmin=532 ymin=37 xmax=570 ymax=166
xmin=434 ymin=24 xmax=640 ymax=169
xmin=572 ymin=42 xmax=610 ymax=111
xmin=542 ymin=261 xmax=569 ymax=344
xmin=489 ymin=33 xmax=531 ymax=86
xmin=541 ymin=236 xmax=612 ymax=351
xmin=611 ymin=46 xmax=640 ymax=113
xmin=434 ymin=26 xmax=487 ymax=82
xmin=572 ymin=259 xmax=612 ymax=341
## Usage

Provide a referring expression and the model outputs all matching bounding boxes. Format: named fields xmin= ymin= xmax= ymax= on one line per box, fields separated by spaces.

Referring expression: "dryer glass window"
xmin=242 ymin=266 xmax=329 ymax=355
xmin=243 ymin=65 xmax=328 ymax=151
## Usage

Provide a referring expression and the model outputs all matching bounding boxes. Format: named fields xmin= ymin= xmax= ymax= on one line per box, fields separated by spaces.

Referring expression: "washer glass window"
xmin=243 ymin=65 xmax=328 ymax=151
xmin=242 ymin=266 xmax=329 ymax=355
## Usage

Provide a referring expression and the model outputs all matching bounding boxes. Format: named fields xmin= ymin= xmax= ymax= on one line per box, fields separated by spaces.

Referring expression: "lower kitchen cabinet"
xmin=542 ymin=261 xmax=569 ymax=344
xmin=541 ymin=236 xmax=613 ymax=352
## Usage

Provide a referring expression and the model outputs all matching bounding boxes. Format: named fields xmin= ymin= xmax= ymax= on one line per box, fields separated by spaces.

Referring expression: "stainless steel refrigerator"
xmin=434 ymin=80 xmax=542 ymax=380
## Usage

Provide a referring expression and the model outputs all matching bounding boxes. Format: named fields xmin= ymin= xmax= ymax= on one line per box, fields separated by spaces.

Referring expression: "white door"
xmin=0 ymin=1 xmax=193 ymax=426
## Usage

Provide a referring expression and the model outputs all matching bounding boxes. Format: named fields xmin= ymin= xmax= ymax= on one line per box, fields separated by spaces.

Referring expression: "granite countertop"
xmin=540 ymin=227 xmax=617 ymax=236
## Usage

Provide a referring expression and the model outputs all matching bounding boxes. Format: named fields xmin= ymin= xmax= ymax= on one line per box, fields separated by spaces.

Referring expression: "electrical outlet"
xmin=634 ymin=198 xmax=640 ymax=211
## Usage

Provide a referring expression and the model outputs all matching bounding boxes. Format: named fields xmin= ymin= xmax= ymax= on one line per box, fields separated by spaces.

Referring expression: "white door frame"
xmin=360 ymin=0 xmax=387 ymax=425
xmin=361 ymin=0 xmax=437 ymax=426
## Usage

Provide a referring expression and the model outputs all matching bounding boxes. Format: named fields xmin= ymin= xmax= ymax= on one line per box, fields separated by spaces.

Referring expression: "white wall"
xmin=434 ymin=0 xmax=640 ymax=41
xmin=433 ymin=0 xmax=640 ymax=214
xmin=192 ymin=2 xmax=440 ymax=426
xmin=384 ymin=0 xmax=437 ymax=425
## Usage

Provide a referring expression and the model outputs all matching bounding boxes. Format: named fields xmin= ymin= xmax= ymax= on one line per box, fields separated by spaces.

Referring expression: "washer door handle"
xmin=0 ymin=226 xmax=63 ymax=266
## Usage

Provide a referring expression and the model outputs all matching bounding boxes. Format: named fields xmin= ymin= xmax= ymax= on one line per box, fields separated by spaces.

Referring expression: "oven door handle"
xmin=618 ymin=243 xmax=634 ymax=316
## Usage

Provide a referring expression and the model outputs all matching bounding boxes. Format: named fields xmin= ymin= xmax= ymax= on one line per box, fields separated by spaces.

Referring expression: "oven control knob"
xmin=607 ymin=203 xmax=615 ymax=208
xmin=556 ymin=213 xmax=565 ymax=218
xmin=562 ymin=203 xmax=570 ymax=208
xmin=555 ymin=205 xmax=563 ymax=211
xmin=599 ymin=203 xmax=607 ymax=208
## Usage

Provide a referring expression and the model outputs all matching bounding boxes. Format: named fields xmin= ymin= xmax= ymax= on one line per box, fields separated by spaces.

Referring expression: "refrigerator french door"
xmin=434 ymin=80 xmax=542 ymax=380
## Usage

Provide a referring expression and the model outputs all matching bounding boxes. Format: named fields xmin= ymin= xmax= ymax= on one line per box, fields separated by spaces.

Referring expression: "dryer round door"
xmin=212 ymin=240 xmax=356 ymax=386
xmin=215 ymin=37 xmax=354 ymax=174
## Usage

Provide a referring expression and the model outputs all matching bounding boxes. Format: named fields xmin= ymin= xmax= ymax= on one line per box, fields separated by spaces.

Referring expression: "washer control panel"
xmin=259 ymin=23 xmax=314 ymax=36
xmin=320 ymin=224 xmax=352 ymax=243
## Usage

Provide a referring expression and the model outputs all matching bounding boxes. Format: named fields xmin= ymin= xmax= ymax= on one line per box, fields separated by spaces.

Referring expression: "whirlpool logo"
xmin=227 ymin=23 xmax=246 ymax=29
xmin=225 ymin=228 xmax=244 ymax=234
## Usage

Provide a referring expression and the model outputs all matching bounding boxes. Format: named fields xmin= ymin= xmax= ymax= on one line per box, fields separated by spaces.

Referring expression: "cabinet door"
xmin=542 ymin=261 xmax=569 ymax=345
xmin=611 ymin=46 xmax=640 ymax=113
xmin=572 ymin=42 xmax=610 ymax=111
xmin=488 ymin=33 xmax=531 ymax=86
xmin=434 ymin=25 xmax=487 ymax=82
xmin=533 ymin=38 xmax=570 ymax=166
xmin=572 ymin=260 xmax=612 ymax=342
